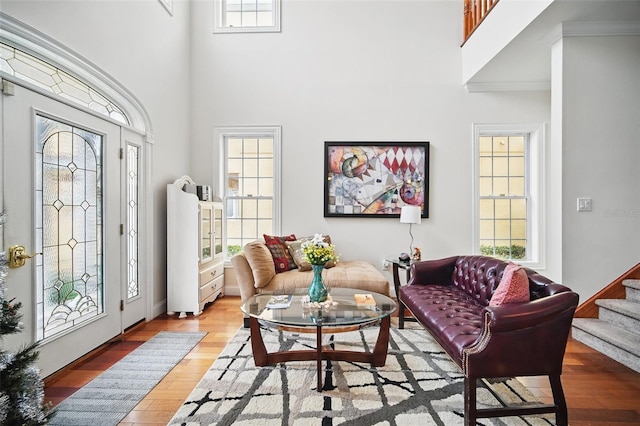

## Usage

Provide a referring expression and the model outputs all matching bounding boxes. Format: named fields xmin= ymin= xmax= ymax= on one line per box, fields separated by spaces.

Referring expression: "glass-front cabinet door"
xmin=213 ymin=202 xmax=223 ymax=260
xmin=199 ymin=203 xmax=214 ymax=263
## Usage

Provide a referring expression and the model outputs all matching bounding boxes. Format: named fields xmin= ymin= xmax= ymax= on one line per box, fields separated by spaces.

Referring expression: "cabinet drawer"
xmin=200 ymin=274 xmax=224 ymax=302
xmin=199 ymin=262 xmax=223 ymax=286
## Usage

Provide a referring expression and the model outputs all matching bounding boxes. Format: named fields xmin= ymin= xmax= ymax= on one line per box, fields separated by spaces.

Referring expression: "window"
xmin=0 ymin=43 xmax=129 ymax=125
xmin=36 ymin=115 xmax=104 ymax=340
xmin=473 ymin=124 xmax=544 ymax=266
xmin=217 ymin=126 xmax=281 ymax=258
xmin=214 ymin=0 xmax=281 ymax=33
xmin=126 ymin=142 xmax=140 ymax=300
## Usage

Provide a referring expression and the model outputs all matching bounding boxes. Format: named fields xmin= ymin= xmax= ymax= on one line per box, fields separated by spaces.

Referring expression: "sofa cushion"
xmin=490 ymin=263 xmax=530 ymax=306
xmin=263 ymin=234 xmax=297 ymax=273
xmin=400 ymin=284 xmax=484 ymax=363
xmin=286 ymin=239 xmax=313 ymax=272
xmin=255 ymin=260 xmax=389 ymax=296
xmin=286 ymin=234 xmax=336 ymax=271
xmin=244 ymin=241 xmax=276 ymax=288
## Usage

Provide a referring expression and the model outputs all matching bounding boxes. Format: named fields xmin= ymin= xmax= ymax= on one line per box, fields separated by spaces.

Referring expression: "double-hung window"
xmin=473 ymin=124 xmax=544 ymax=266
xmin=217 ymin=126 xmax=281 ymax=258
xmin=214 ymin=0 xmax=281 ymax=33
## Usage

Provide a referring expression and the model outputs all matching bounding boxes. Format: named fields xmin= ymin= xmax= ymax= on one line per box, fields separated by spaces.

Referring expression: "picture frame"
xmin=324 ymin=141 xmax=429 ymax=218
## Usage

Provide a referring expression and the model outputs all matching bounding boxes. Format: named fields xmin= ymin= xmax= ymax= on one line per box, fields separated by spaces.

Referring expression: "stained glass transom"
xmin=35 ymin=115 xmax=104 ymax=341
xmin=1 ymin=43 xmax=129 ymax=125
xmin=127 ymin=144 xmax=140 ymax=300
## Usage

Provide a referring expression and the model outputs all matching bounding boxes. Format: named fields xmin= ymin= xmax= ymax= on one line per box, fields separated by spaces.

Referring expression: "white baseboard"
xmin=152 ymin=300 xmax=166 ymax=319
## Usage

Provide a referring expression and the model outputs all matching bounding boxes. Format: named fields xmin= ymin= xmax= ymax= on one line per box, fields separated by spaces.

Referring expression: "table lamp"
xmin=399 ymin=205 xmax=421 ymax=261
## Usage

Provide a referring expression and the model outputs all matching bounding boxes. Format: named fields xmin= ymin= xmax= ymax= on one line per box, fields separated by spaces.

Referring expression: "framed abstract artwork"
xmin=324 ymin=141 xmax=429 ymax=218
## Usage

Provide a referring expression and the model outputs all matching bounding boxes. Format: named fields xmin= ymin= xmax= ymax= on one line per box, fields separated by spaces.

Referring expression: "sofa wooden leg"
xmin=398 ymin=302 xmax=405 ymax=329
xmin=464 ymin=377 xmax=477 ymax=426
xmin=549 ymin=374 xmax=568 ymax=426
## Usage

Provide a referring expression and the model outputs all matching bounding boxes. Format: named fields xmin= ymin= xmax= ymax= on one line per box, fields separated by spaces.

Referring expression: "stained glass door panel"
xmin=35 ymin=115 xmax=104 ymax=340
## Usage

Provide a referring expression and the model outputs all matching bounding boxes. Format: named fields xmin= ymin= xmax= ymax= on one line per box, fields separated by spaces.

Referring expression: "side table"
xmin=385 ymin=256 xmax=417 ymax=329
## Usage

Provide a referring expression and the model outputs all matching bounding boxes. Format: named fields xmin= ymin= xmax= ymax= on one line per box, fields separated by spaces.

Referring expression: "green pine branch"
xmin=1 ymin=298 xmax=23 ymax=335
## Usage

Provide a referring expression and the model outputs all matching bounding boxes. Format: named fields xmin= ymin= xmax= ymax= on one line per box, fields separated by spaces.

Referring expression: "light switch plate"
xmin=577 ymin=197 xmax=592 ymax=212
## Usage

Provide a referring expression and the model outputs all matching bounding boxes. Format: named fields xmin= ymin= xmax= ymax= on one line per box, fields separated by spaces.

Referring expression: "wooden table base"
xmin=249 ymin=315 xmax=392 ymax=392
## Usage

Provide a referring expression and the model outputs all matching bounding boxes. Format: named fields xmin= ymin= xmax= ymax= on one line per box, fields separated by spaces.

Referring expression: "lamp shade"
xmin=399 ymin=205 xmax=421 ymax=224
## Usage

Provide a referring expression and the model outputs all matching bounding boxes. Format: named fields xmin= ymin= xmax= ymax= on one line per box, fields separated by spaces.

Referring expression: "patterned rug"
xmin=168 ymin=324 xmax=554 ymax=425
xmin=48 ymin=331 xmax=207 ymax=426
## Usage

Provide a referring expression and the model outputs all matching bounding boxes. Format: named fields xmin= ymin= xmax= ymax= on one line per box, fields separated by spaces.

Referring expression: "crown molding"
xmin=546 ymin=20 xmax=640 ymax=45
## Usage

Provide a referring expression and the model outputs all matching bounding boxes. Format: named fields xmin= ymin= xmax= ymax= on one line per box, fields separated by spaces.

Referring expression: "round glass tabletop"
xmin=240 ymin=287 xmax=397 ymax=328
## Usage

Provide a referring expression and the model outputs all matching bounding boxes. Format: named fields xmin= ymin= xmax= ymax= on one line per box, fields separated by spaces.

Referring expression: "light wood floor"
xmin=44 ymin=295 xmax=640 ymax=425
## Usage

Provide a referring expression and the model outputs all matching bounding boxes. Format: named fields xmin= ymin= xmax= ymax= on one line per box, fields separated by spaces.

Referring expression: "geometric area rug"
xmin=48 ymin=331 xmax=207 ymax=426
xmin=168 ymin=325 xmax=554 ymax=425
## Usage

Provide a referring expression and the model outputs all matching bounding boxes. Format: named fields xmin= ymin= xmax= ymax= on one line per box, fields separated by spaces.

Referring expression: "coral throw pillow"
xmin=490 ymin=263 xmax=530 ymax=306
xmin=263 ymin=234 xmax=297 ymax=273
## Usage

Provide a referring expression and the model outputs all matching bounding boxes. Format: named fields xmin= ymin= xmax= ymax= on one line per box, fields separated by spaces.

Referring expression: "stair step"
xmin=596 ymin=298 xmax=640 ymax=318
xmin=572 ymin=318 xmax=640 ymax=373
xmin=595 ymin=299 xmax=640 ymax=333
xmin=623 ymin=279 xmax=640 ymax=302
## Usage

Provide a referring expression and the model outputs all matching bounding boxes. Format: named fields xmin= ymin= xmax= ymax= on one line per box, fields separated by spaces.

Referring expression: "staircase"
xmin=572 ymin=278 xmax=640 ymax=373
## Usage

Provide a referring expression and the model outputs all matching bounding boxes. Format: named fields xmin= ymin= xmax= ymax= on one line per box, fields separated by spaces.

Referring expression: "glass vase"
xmin=308 ymin=264 xmax=328 ymax=303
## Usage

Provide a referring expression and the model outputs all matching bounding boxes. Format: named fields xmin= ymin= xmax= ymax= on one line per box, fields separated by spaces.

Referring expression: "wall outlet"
xmin=577 ymin=197 xmax=592 ymax=212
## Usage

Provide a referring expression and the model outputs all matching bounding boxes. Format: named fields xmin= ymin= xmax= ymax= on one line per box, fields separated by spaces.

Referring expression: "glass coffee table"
xmin=240 ymin=287 xmax=397 ymax=392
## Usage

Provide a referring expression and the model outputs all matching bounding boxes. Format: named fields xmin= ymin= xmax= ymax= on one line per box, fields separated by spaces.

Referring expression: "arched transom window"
xmin=0 ymin=42 xmax=129 ymax=125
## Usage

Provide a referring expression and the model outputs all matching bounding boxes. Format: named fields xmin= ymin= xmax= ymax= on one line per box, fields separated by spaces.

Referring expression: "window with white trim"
xmin=473 ymin=124 xmax=544 ymax=266
xmin=217 ymin=126 xmax=281 ymax=258
xmin=214 ymin=0 xmax=281 ymax=33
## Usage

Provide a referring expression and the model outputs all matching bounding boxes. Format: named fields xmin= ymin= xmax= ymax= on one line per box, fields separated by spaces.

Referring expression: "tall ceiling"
xmin=467 ymin=0 xmax=640 ymax=86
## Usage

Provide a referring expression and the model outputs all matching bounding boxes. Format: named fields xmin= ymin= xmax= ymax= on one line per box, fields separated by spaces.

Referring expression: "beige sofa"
xmin=231 ymin=240 xmax=390 ymax=304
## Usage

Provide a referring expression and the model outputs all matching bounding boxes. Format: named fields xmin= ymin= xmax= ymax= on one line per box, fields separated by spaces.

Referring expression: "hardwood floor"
xmin=44 ymin=295 xmax=640 ymax=425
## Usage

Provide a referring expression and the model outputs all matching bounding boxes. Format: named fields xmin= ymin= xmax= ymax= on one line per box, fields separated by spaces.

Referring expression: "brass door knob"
xmin=8 ymin=245 xmax=41 ymax=268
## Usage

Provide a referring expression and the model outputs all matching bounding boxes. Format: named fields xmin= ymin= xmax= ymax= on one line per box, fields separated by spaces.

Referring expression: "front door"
xmin=2 ymin=82 xmax=122 ymax=377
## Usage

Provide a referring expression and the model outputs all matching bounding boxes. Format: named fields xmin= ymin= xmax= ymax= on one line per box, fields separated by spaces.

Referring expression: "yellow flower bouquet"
xmin=301 ymin=234 xmax=337 ymax=266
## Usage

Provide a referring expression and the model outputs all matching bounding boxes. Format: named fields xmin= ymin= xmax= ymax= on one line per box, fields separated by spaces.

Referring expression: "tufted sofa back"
xmin=451 ymin=255 xmax=567 ymax=306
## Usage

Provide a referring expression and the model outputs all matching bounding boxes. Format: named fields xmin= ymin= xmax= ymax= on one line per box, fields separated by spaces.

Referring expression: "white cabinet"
xmin=167 ymin=178 xmax=224 ymax=317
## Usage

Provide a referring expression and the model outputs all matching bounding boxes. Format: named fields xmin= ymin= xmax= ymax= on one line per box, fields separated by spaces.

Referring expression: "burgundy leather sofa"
xmin=399 ymin=255 xmax=579 ymax=426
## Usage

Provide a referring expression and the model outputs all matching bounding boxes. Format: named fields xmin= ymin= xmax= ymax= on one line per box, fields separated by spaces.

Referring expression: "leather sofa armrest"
xmin=462 ymin=290 xmax=579 ymax=378
xmin=407 ymin=255 xmax=459 ymax=286
xmin=483 ymin=291 xmax=579 ymax=332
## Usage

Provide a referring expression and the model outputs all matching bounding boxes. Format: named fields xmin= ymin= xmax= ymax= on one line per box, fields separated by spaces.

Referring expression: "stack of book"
xmin=266 ymin=295 xmax=293 ymax=309
xmin=354 ymin=293 xmax=376 ymax=307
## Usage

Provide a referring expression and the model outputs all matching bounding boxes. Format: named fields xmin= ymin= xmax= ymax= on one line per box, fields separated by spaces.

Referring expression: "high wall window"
xmin=214 ymin=0 xmax=281 ymax=33
xmin=473 ymin=124 xmax=544 ymax=266
xmin=217 ymin=126 xmax=281 ymax=258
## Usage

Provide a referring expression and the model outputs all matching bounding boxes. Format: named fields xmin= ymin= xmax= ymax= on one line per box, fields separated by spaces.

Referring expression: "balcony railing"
xmin=463 ymin=0 xmax=499 ymax=43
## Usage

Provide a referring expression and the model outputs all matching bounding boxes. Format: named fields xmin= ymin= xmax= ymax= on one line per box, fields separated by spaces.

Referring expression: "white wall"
xmin=1 ymin=0 xmax=192 ymax=311
xmin=561 ymin=35 xmax=640 ymax=299
xmin=9 ymin=0 xmax=619 ymax=311
xmin=189 ymin=0 xmax=551 ymax=282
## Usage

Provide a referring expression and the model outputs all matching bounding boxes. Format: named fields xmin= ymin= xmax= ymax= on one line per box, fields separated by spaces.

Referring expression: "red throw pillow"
xmin=263 ymin=234 xmax=297 ymax=273
xmin=490 ymin=263 xmax=530 ymax=306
